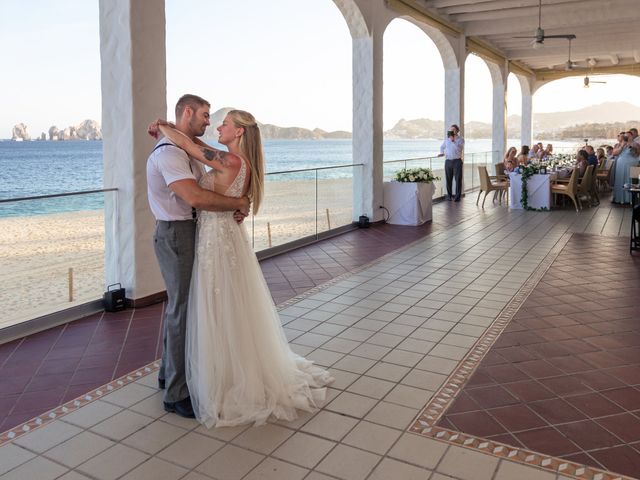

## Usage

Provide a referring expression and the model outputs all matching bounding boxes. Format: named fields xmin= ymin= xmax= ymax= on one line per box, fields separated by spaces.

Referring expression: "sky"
xmin=1 ymin=0 xmax=639 ymax=137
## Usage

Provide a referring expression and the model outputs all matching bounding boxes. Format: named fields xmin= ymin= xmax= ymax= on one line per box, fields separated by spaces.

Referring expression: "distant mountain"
xmin=533 ymin=102 xmax=640 ymax=131
xmin=384 ymin=102 xmax=640 ymax=140
xmin=204 ymin=108 xmax=350 ymax=140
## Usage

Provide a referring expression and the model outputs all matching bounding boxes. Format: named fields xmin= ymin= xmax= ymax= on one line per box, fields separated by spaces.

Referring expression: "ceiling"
xmin=419 ymin=0 xmax=640 ymax=77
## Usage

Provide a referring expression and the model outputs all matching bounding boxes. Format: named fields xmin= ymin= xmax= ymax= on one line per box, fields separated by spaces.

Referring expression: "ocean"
xmin=0 ymin=138 xmax=587 ymax=218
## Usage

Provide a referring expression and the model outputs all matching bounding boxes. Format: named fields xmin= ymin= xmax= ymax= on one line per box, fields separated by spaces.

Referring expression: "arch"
xmin=331 ymin=0 xmax=369 ymax=39
xmin=382 ymin=18 xmax=445 ymax=132
xmin=404 ymin=19 xmax=460 ymax=70
xmin=483 ymin=57 xmax=506 ymax=87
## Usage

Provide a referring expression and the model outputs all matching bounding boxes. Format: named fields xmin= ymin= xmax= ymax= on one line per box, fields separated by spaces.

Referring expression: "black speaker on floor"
xmin=358 ymin=215 xmax=370 ymax=228
xmin=104 ymin=283 xmax=126 ymax=312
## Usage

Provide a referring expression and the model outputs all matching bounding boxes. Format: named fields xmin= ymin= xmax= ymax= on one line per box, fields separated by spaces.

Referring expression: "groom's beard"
xmin=190 ymin=119 xmax=208 ymax=137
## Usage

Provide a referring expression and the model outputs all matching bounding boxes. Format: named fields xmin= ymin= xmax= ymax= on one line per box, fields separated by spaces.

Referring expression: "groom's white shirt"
xmin=147 ymin=137 xmax=205 ymax=221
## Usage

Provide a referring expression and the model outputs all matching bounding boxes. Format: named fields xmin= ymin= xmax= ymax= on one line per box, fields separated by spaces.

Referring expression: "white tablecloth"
xmin=383 ymin=181 xmax=434 ymax=225
xmin=508 ymin=172 xmax=552 ymax=210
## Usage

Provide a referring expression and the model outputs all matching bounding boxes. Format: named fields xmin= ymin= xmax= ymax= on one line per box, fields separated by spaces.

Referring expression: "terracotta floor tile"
xmin=466 ymin=385 xmax=520 ymax=409
xmin=487 ymin=405 xmax=548 ymax=432
xmin=564 ymin=393 xmax=625 ymax=418
xmin=574 ymin=370 xmax=626 ymax=391
xmin=578 ymin=351 xmax=631 ymax=369
xmin=514 ymin=359 xmax=564 ymax=379
xmin=538 ymin=376 xmax=593 ymax=397
xmin=556 ymin=420 xmax=621 ymax=451
xmin=484 ymin=364 xmax=527 ymax=384
xmin=605 ymin=365 xmax=640 ymax=386
xmin=445 ymin=392 xmax=482 ymax=414
xmin=589 ymin=445 xmax=640 ymax=478
xmin=529 ymin=398 xmax=587 ymax=425
xmin=596 ymin=413 xmax=640 ymax=443
xmin=602 ymin=387 xmax=640 ymax=411
xmin=445 ymin=410 xmax=507 ymax=438
xmin=515 ymin=427 xmax=582 ymax=457
xmin=503 ymin=380 xmax=557 ymax=403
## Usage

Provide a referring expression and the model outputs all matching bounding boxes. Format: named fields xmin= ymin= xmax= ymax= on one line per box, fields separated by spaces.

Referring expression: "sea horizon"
xmin=0 ymin=137 xmax=612 ymax=218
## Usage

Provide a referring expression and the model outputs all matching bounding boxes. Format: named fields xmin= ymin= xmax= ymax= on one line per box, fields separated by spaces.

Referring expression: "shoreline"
xmin=0 ymin=178 xmax=355 ymax=329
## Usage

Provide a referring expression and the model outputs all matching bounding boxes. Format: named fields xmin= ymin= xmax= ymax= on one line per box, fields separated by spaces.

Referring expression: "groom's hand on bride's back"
xmin=233 ymin=196 xmax=251 ymax=224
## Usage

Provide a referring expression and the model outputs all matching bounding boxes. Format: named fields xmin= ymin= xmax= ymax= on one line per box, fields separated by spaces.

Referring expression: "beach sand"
xmin=0 ymin=178 xmax=354 ymax=328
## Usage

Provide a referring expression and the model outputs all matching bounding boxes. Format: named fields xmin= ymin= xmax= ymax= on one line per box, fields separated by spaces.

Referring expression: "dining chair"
xmin=577 ymin=165 xmax=595 ymax=207
xmin=596 ymin=159 xmax=615 ymax=192
xmin=631 ymin=166 xmax=640 ymax=185
xmin=476 ymin=166 xmax=509 ymax=208
xmin=551 ymin=167 xmax=580 ymax=212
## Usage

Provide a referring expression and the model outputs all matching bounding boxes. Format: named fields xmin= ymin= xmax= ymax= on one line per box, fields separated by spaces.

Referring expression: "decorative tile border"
xmin=0 ymin=361 xmax=161 ymax=447
xmin=409 ymin=232 xmax=634 ymax=480
xmin=0 ymin=225 xmax=436 ymax=447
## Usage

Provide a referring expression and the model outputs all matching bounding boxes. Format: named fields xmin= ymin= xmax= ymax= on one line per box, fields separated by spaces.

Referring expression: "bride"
xmin=155 ymin=110 xmax=333 ymax=427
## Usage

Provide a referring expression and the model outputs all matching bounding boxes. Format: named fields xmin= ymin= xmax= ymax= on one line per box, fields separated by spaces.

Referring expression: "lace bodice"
xmin=198 ymin=159 xmax=247 ymax=198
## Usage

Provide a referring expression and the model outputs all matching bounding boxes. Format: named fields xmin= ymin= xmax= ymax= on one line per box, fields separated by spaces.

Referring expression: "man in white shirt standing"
xmin=438 ymin=124 xmax=465 ymax=201
xmin=147 ymin=94 xmax=249 ymax=418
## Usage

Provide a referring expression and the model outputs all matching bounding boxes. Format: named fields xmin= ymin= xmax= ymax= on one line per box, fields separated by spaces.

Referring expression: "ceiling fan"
xmin=513 ymin=0 xmax=576 ymax=49
xmin=584 ymin=75 xmax=607 ymax=88
xmin=563 ymin=37 xmax=578 ymax=71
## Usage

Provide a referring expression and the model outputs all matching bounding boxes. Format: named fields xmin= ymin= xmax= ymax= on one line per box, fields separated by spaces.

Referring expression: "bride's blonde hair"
xmin=228 ymin=110 xmax=265 ymax=215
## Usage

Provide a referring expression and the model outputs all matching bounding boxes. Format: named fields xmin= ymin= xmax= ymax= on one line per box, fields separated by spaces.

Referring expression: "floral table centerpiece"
xmin=394 ymin=167 xmax=440 ymax=184
xmin=384 ymin=167 xmax=440 ymax=225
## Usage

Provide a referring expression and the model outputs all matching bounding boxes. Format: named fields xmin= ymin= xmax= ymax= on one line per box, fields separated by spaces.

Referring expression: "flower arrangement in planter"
xmin=394 ymin=167 xmax=440 ymax=183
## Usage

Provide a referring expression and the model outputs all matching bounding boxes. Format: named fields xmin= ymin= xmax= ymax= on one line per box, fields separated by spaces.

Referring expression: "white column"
xmin=352 ymin=29 xmax=384 ymax=222
xmin=100 ymin=0 xmax=166 ymax=301
xmin=491 ymin=61 xmax=508 ymax=165
xmin=444 ymin=34 xmax=465 ymax=135
xmin=518 ymin=78 xmax=533 ymax=146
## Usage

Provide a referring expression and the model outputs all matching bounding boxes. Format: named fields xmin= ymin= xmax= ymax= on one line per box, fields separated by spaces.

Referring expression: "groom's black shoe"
xmin=164 ymin=397 xmax=195 ymax=418
xmin=158 ymin=378 xmax=165 ymax=390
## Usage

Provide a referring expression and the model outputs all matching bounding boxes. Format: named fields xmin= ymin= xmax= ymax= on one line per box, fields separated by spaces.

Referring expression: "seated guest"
xmin=538 ymin=143 xmax=553 ymax=161
xmin=503 ymin=147 xmax=517 ymax=173
xmin=612 ymin=133 xmax=640 ymax=204
xmin=528 ymin=144 xmax=539 ymax=160
xmin=576 ymin=149 xmax=589 ymax=178
xmin=585 ymin=145 xmax=598 ymax=168
xmin=596 ymin=147 xmax=606 ymax=169
xmin=518 ymin=146 xmax=530 ymax=166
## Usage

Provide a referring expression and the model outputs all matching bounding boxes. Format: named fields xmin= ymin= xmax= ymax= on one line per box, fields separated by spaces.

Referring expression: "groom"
xmin=147 ymin=94 xmax=249 ymax=418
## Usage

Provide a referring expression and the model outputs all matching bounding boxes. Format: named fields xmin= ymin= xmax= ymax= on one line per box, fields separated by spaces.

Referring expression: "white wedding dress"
xmin=185 ymin=161 xmax=333 ymax=428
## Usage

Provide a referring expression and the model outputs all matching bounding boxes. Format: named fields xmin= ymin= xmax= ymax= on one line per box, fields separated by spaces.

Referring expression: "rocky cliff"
xmin=11 ymin=123 xmax=30 ymax=141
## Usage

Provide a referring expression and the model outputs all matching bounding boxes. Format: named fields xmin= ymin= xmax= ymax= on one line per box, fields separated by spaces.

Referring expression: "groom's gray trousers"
xmin=153 ymin=219 xmax=197 ymax=403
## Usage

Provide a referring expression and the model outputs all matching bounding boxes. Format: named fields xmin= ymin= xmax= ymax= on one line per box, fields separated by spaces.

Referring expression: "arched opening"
xmin=0 ymin=1 xmax=104 ymax=328
xmin=462 ymin=54 xmax=496 ymax=190
xmin=533 ymin=74 xmax=640 ymax=152
xmin=463 ymin=54 xmax=494 ymax=153
xmin=382 ymin=18 xmax=445 ymax=193
xmin=506 ymin=72 xmax=523 ymax=154
xmin=165 ymin=0 xmax=353 ymax=250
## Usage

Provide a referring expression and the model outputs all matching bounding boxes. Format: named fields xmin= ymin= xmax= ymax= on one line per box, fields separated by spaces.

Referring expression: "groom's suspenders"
xmin=152 ymin=143 xmax=197 ymax=221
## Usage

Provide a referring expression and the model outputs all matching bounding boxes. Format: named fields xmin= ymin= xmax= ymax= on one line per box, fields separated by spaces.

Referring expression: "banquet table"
xmin=508 ymin=172 xmax=552 ymax=210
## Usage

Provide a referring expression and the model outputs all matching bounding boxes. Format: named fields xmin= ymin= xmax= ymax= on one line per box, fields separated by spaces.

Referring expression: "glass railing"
xmin=0 ymin=189 xmax=116 ymax=330
xmin=383 ymin=150 xmax=497 ymax=197
xmin=252 ymin=164 xmax=362 ymax=252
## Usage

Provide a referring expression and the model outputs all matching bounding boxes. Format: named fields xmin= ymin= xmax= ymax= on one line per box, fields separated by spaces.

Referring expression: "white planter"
xmin=383 ymin=181 xmax=435 ymax=225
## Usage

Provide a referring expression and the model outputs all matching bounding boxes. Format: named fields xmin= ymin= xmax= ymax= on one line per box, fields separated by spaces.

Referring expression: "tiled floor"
xmin=0 ymin=217 xmax=444 ymax=434
xmin=1 ymin=194 xmax=639 ymax=480
xmin=437 ymin=233 xmax=640 ymax=477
